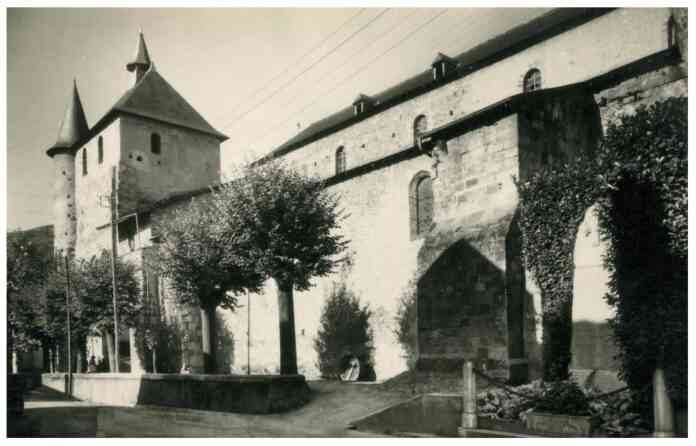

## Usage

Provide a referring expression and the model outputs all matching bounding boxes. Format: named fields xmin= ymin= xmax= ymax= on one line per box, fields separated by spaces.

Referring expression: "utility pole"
xmin=64 ymin=256 xmax=73 ymax=396
xmin=109 ymin=166 xmax=120 ymax=373
xmin=247 ymin=291 xmax=251 ymax=375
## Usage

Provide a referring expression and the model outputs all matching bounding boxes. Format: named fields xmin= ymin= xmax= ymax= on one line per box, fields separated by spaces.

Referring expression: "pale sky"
xmin=7 ymin=7 xmax=550 ymax=231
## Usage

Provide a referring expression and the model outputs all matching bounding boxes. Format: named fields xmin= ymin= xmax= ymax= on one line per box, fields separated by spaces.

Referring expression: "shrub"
xmin=314 ymin=283 xmax=374 ymax=380
xmin=394 ymin=277 xmax=418 ymax=370
xmin=535 ymin=380 xmax=590 ymax=416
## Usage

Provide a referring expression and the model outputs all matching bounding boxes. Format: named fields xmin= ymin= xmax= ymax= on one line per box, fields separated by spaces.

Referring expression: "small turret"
xmin=126 ymin=30 xmax=152 ymax=85
xmin=46 ymin=79 xmax=89 ymax=256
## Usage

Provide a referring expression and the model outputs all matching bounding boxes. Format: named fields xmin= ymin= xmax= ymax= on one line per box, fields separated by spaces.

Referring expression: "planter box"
xmin=526 ymin=411 xmax=593 ymax=436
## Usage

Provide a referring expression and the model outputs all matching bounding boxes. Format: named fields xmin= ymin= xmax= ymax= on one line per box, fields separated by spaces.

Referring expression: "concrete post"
xmin=461 ymin=360 xmax=478 ymax=430
xmin=653 ymin=366 xmax=675 ymax=437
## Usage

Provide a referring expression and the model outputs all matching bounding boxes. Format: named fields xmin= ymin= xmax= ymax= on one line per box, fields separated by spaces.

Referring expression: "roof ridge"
xmin=265 ymin=8 xmax=613 ymax=161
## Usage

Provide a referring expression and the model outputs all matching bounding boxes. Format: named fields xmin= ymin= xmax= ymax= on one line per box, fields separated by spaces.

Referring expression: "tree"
xmin=6 ymin=230 xmax=51 ymax=370
xmin=215 ymin=162 xmax=347 ymax=374
xmin=152 ymin=198 xmax=264 ymax=373
xmin=69 ymin=251 xmax=143 ymax=372
xmin=314 ymin=283 xmax=374 ymax=380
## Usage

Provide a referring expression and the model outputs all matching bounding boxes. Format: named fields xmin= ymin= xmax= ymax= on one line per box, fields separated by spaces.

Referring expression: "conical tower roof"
xmin=126 ymin=30 xmax=151 ymax=72
xmin=47 ymin=80 xmax=89 ymax=156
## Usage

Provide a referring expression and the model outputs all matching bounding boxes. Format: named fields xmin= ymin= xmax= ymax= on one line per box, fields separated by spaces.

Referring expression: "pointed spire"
xmin=48 ymin=79 xmax=89 ymax=155
xmin=126 ymin=30 xmax=152 ymax=84
xmin=126 ymin=30 xmax=151 ymax=71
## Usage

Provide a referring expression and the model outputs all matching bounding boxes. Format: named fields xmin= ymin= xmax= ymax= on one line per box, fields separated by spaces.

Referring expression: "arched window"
xmin=335 ymin=146 xmax=346 ymax=175
xmin=151 ymin=133 xmax=161 ymax=155
xmin=409 ymin=171 xmax=433 ymax=239
xmin=82 ymin=148 xmax=88 ymax=175
xmin=523 ymin=68 xmax=542 ymax=93
xmin=98 ymin=136 xmax=104 ymax=164
xmin=668 ymin=15 xmax=677 ymax=48
xmin=414 ymin=115 xmax=428 ymax=146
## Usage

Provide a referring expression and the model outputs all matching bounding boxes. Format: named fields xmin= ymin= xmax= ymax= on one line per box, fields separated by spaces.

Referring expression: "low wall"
xmin=41 ymin=373 xmax=310 ymax=414
xmin=42 ymin=373 xmax=143 ymax=406
xmin=350 ymin=394 xmax=462 ymax=436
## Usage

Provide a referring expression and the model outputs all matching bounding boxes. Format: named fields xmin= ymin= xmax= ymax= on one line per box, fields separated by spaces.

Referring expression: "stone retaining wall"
xmin=40 ymin=373 xmax=310 ymax=414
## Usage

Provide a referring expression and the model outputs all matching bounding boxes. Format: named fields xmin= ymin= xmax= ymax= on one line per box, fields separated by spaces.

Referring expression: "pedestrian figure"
xmin=87 ymin=355 xmax=97 ymax=373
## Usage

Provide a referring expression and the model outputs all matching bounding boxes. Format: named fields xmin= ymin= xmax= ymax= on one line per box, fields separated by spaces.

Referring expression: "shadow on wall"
xmin=416 ymin=216 xmax=538 ymax=386
xmin=570 ymin=320 xmax=620 ymax=371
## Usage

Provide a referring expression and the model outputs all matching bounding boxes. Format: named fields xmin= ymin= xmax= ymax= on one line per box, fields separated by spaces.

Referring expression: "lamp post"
xmin=247 ymin=291 xmax=251 ymax=375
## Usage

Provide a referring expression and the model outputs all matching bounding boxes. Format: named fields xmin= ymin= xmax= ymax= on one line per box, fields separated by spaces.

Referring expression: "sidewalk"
xmin=10 ymin=381 xmax=413 ymax=437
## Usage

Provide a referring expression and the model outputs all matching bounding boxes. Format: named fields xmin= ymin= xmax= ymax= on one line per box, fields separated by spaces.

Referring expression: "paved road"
xmin=11 ymin=381 xmax=414 ymax=437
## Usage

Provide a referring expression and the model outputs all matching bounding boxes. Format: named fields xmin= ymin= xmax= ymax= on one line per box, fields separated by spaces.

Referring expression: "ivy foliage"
xmin=516 ymin=154 xmax=601 ymax=381
xmin=595 ymin=97 xmax=688 ymax=411
xmin=394 ymin=276 xmax=418 ymax=370
xmin=516 ymin=97 xmax=687 ymax=405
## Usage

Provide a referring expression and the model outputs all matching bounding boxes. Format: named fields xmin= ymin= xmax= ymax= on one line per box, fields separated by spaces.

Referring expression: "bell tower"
xmin=126 ymin=30 xmax=151 ymax=85
xmin=46 ymin=80 xmax=89 ymax=256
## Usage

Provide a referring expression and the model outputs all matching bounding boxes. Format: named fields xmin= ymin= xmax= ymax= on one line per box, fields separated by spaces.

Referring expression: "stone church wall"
xmin=118 ymin=115 xmax=220 ymax=213
xmin=274 ymin=8 xmax=671 ymax=184
xmin=123 ymin=8 xmax=682 ymax=382
xmin=74 ymin=119 xmax=121 ymax=259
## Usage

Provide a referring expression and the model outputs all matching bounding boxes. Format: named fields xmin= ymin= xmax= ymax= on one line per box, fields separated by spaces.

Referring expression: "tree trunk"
xmin=42 ymin=343 xmax=50 ymax=373
xmin=49 ymin=347 xmax=55 ymax=374
xmin=200 ymin=305 xmax=218 ymax=374
xmin=277 ymin=279 xmax=298 ymax=375
xmin=75 ymin=338 xmax=87 ymax=373
xmin=105 ymin=332 xmax=116 ymax=372
xmin=541 ymin=293 xmax=573 ymax=381
xmin=8 ymin=328 xmax=14 ymax=374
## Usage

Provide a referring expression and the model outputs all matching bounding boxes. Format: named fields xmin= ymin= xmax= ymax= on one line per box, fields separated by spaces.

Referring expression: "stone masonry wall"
xmin=273 ymin=9 xmax=671 ymax=183
xmin=74 ymin=119 xmax=121 ymax=260
xmin=118 ymin=115 xmax=220 ymax=213
xmin=416 ymin=114 xmax=521 ymax=383
xmin=52 ymin=152 xmax=77 ymax=255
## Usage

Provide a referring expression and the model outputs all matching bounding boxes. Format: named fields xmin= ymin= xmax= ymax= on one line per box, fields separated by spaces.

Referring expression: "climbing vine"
xmin=516 ymin=97 xmax=688 ymax=409
xmin=516 ymin=155 xmax=601 ymax=381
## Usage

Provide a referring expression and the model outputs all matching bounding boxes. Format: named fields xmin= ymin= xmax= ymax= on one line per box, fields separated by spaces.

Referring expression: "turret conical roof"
xmin=126 ymin=31 xmax=151 ymax=72
xmin=48 ymin=80 xmax=89 ymax=156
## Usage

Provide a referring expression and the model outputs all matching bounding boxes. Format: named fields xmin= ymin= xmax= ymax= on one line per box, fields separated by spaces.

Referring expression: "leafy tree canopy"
xmin=152 ymin=198 xmax=264 ymax=310
xmin=214 ymin=161 xmax=347 ymax=289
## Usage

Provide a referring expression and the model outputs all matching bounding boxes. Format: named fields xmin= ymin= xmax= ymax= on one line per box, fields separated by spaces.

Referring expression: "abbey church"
xmin=34 ymin=7 xmax=686 ymax=385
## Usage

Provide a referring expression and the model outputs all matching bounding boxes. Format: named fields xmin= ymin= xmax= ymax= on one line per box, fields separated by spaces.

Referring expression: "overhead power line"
xmin=259 ymin=8 xmax=421 ymax=127
xmin=236 ymin=9 xmax=450 ymax=152
xmin=220 ymin=8 xmax=390 ymax=132
xmin=208 ymin=9 xmax=366 ymax=123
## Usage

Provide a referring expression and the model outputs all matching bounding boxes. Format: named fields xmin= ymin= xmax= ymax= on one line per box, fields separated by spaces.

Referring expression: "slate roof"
xmin=263 ymin=7 xmax=613 ymax=162
xmin=64 ymin=60 xmax=228 ymax=152
xmin=111 ymin=65 xmax=228 ymax=141
xmin=47 ymin=80 xmax=89 ymax=156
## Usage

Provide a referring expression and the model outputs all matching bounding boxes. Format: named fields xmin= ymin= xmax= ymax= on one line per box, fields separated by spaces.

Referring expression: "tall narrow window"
xmin=82 ymin=148 xmax=88 ymax=175
xmin=151 ymin=133 xmax=161 ymax=155
xmin=409 ymin=171 xmax=433 ymax=239
xmin=414 ymin=115 xmax=428 ymax=146
xmin=668 ymin=15 xmax=677 ymax=48
xmin=335 ymin=146 xmax=346 ymax=175
xmin=98 ymin=136 xmax=104 ymax=164
xmin=523 ymin=68 xmax=542 ymax=93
